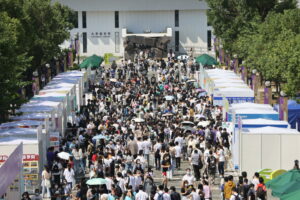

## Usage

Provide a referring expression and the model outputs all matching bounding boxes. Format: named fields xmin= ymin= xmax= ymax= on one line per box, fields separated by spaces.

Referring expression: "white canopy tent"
xmin=232 ymin=126 xmax=300 ymax=176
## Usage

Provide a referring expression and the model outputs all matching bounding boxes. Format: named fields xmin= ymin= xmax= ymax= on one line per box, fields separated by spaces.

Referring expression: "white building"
xmin=57 ymin=0 xmax=213 ymax=58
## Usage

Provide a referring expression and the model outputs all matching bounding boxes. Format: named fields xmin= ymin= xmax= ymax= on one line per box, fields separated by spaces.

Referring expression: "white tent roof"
xmin=10 ymin=113 xmax=50 ymax=121
xmin=218 ymin=87 xmax=254 ymax=97
xmin=242 ymin=118 xmax=289 ymax=125
xmin=0 ymin=137 xmax=38 ymax=145
xmin=0 ymin=128 xmax=38 ymax=137
xmin=37 ymin=92 xmax=68 ymax=97
xmin=17 ymin=106 xmax=54 ymax=113
xmin=31 ymin=95 xmax=65 ymax=101
xmin=231 ymin=103 xmax=274 ymax=111
xmin=0 ymin=120 xmax=43 ymax=129
xmin=51 ymin=77 xmax=79 ymax=84
xmin=56 ymin=71 xmax=84 ymax=78
xmin=213 ymin=79 xmax=244 ymax=83
xmin=235 ymin=108 xmax=278 ymax=114
xmin=22 ymin=101 xmax=61 ymax=108
xmin=243 ymin=126 xmax=299 ymax=134
xmin=39 ymin=86 xmax=72 ymax=94
xmin=44 ymin=83 xmax=75 ymax=90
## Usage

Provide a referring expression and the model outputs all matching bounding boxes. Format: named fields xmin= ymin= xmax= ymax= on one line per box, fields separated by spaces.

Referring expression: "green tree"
xmin=206 ymin=0 xmax=297 ymax=52
xmin=242 ymin=9 xmax=300 ymax=96
xmin=0 ymin=0 xmax=75 ymax=121
xmin=0 ymin=12 xmax=30 ymax=121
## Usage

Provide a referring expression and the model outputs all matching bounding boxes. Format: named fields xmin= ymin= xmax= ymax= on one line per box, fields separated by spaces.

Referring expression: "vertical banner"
xmin=75 ymin=39 xmax=79 ymax=54
xmin=264 ymin=88 xmax=269 ymax=104
xmin=279 ymin=97 xmax=284 ymax=120
xmin=213 ymin=38 xmax=217 ymax=52
xmin=241 ymin=66 xmax=245 ymax=81
xmin=219 ymin=48 xmax=222 ymax=63
xmin=233 ymin=59 xmax=238 ymax=73
xmin=251 ymin=74 xmax=256 ymax=90
xmin=0 ymin=143 xmax=23 ymax=197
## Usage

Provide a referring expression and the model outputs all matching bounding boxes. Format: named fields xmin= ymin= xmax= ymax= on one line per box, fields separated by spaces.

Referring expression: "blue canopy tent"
xmin=274 ymin=100 xmax=300 ymax=131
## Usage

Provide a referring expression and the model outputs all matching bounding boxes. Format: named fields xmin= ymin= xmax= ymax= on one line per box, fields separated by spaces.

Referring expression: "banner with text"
xmin=0 ymin=143 xmax=23 ymax=197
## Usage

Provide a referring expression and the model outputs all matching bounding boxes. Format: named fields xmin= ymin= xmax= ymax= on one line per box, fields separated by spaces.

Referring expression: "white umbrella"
xmin=112 ymin=124 xmax=119 ymax=128
xmin=177 ymin=55 xmax=189 ymax=60
xmin=195 ymin=114 xmax=206 ymax=119
xmin=181 ymin=121 xmax=195 ymax=126
xmin=162 ymin=113 xmax=173 ymax=117
xmin=187 ymin=79 xmax=196 ymax=83
xmin=110 ymin=78 xmax=117 ymax=82
xmin=133 ymin=118 xmax=145 ymax=123
xmin=57 ymin=152 xmax=71 ymax=160
xmin=197 ymin=121 xmax=210 ymax=127
xmin=165 ymin=96 xmax=174 ymax=101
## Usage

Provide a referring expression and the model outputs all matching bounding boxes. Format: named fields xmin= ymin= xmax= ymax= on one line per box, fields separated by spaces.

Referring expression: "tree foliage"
xmin=0 ymin=0 xmax=74 ymax=121
xmin=206 ymin=0 xmax=300 ymax=97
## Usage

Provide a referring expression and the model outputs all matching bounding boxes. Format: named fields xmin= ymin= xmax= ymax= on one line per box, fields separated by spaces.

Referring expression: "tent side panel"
xmin=261 ymin=135 xmax=281 ymax=170
xmin=281 ymin=135 xmax=300 ymax=170
xmin=241 ymin=134 xmax=262 ymax=177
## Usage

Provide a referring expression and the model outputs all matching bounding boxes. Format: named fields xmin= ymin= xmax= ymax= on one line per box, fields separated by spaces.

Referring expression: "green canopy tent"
xmin=195 ymin=54 xmax=218 ymax=66
xmin=266 ymin=170 xmax=300 ymax=198
xmin=281 ymin=188 xmax=300 ymax=200
xmin=79 ymin=55 xmax=104 ymax=69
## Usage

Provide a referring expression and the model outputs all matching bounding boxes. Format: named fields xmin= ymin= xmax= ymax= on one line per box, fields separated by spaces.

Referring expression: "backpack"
xmin=198 ymin=154 xmax=203 ymax=169
xmin=115 ymin=185 xmax=123 ymax=198
xmin=206 ymin=132 xmax=213 ymax=141
xmin=256 ymin=186 xmax=266 ymax=199
xmin=157 ymin=193 xmax=164 ymax=200
xmin=52 ymin=163 xmax=59 ymax=174
xmin=144 ymin=179 xmax=155 ymax=194
xmin=208 ymin=156 xmax=216 ymax=170
xmin=234 ymin=194 xmax=240 ymax=200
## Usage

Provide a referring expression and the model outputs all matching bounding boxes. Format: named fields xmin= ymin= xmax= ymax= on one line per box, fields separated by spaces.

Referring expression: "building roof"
xmin=55 ymin=0 xmax=208 ymax=11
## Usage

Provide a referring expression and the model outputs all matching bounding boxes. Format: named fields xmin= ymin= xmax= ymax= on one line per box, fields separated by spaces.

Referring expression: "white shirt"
xmin=252 ymin=178 xmax=260 ymax=187
xmin=128 ymin=175 xmax=136 ymax=189
xmin=182 ymin=174 xmax=195 ymax=185
xmin=117 ymin=177 xmax=126 ymax=192
xmin=204 ymin=149 xmax=210 ymax=164
xmin=175 ymin=146 xmax=181 ymax=158
xmin=154 ymin=192 xmax=171 ymax=200
xmin=175 ymin=136 xmax=184 ymax=147
xmin=218 ymin=149 xmax=225 ymax=162
xmin=137 ymin=141 xmax=144 ymax=152
xmin=154 ymin=143 xmax=162 ymax=152
xmin=63 ymin=168 xmax=75 ymax=183
xmin=136 ymin=190 xmax=149 ymax=200
xmin=190 ymin=191 xmax=200 ymax=200
xmin=72 ymin=148 xmax=83 ymax=160
xmin=105 ymin=177 xmax=113 ymax=190
xmin=191 ymin=151 xmax=201 ymax=165
xmin=142 ymin=140 xmax=152 ymax=155
xmin=135 ymin=175 xmax=143 ymax=187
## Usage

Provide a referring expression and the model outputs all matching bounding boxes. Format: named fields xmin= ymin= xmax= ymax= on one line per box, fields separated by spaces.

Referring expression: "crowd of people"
xmin=21 ymin=56 xmax=268 ymax=200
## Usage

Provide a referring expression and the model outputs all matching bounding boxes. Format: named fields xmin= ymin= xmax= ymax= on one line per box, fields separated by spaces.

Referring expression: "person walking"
xmin=174 ymin=142 xmax=182 ymax=169
xmin=135 ymin=185 xmax=149 ymax=200
xmin=127 ymin=135 xmax=139 ymax=159
xmin=63 ymin=164 xmax=75 ymax=190
xmin=41 ymin=165 xmax=51 ymax=198
xmin=224 ymin=175 xmax=236 ymax=200
xmin=190 ymin=149 xmax=202 ymax=181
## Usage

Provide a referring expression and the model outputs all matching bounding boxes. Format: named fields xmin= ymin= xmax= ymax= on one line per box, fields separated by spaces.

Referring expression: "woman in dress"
xmin=41 ymin=165 xmax=51 ymax=198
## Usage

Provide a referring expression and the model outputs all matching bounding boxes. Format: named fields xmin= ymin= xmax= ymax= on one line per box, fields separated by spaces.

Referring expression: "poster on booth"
xmin=50 ymin=132 xmax=60 ymax=151
xmin=22 ymin=154 xmax=39 ymax=193
xmin=0 ymin=154 xmax=39 ymax=195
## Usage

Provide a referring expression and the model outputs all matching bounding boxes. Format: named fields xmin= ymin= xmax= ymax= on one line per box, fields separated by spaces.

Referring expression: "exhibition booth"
xmin=232 ymin=126 xmax=300 ymax=177
xmin=199 ymin=68 xmax=254 ymax=106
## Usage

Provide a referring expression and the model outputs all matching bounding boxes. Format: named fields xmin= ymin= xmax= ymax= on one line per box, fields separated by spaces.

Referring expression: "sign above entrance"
xmin=91 ymin=32 xmax=111 ymax=38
